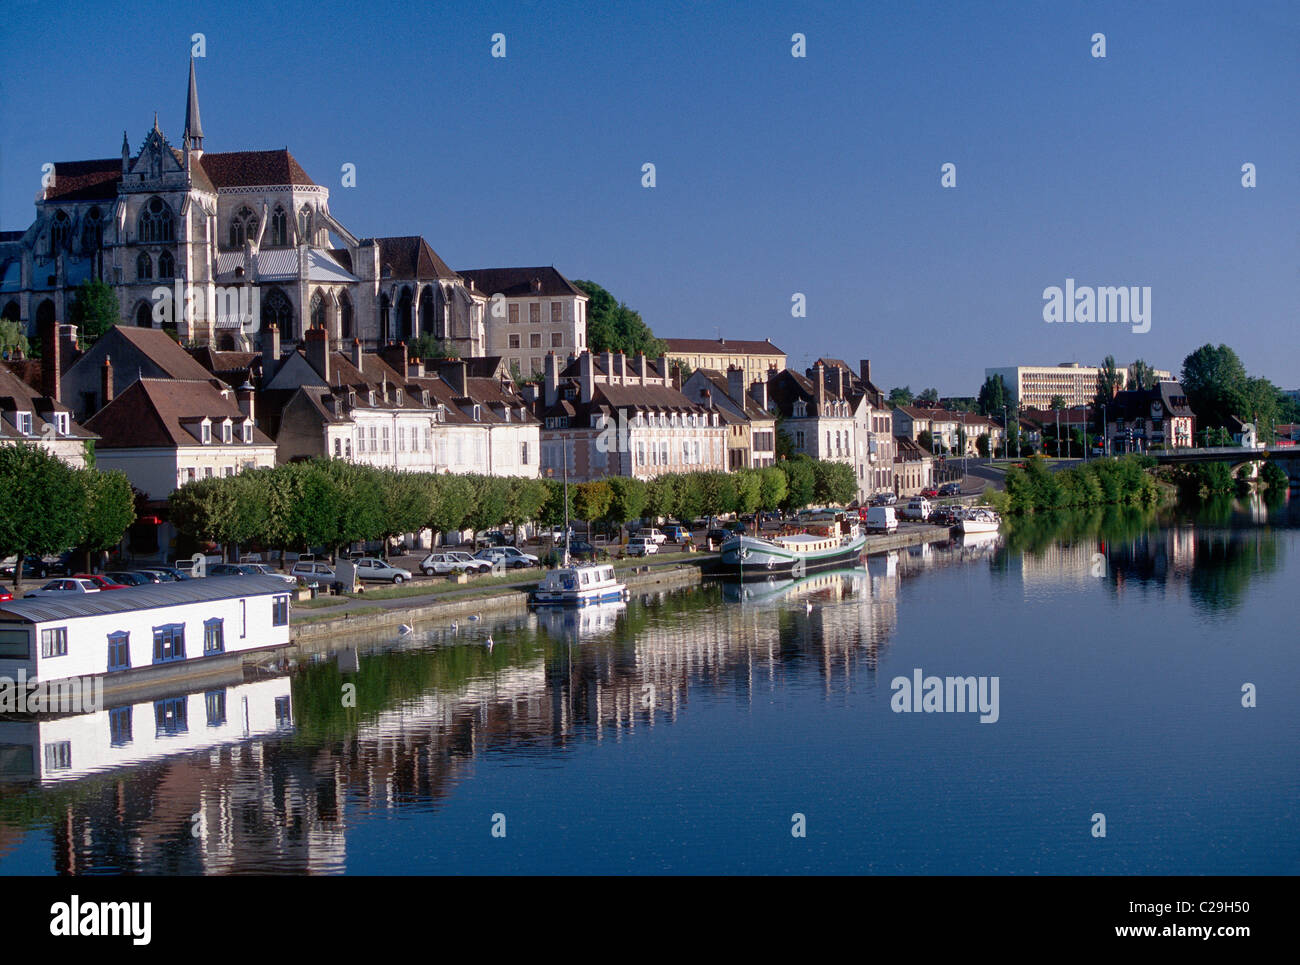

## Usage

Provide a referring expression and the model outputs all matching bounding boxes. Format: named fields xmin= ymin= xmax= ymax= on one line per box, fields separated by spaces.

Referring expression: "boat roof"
xmin=0 ymin=575 xmax=290 ymax=624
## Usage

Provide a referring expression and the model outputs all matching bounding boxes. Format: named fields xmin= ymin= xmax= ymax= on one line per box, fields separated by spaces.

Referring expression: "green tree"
xmin=407 ymin=334 xmax=459 ymax=360
xmin=505 ymin=477 xmax=549 ymax=543
xmin=1049 ymin=396 xmax=1067 ymax=410
xmin=734 ymin=469 xmax=762 ymax=515
xmin=977 ymin=375 xmax=1008 ymax=416
xmin=811 ymin=460 xmax=856 ymax=505
xmin=603 ymin=477 xmax=647 ymax=539
xmin=572 ymin=280 xmax=666 ymax=357
xmin=379 ymin=470 xmax=434 ymax=558
xmin=0 ymin=318 xmax=29 ymax=358
xmin=68 ymin=279 xmax=120 ymax=343
xmin=573 ymin=481 xmax=612 ymax=537
xmin=1093 ymin=355 xmax=1124 ymax=431
xmin=78 ymin=468 xmax=135 ymax=570
xmin=975 ymin=433 xmax=990 ymax=458
xmin=0 ymin=444 xmax=88 ymax=590
xmin=538 ymin=477 xmax=573 ymax=529
xmin=1128 ymin=359 xmax=1156 ymax=391
xmin=780 ymin=456 xmax=816 ymax=511
xmin=757 ymin=466 xmax=788 ymax=512
xmin=1180 ymin=344 xmax=1249 ymax=431
xmin=169 ymin=476 xmax=239 ymax=554
xmin=466 ymin=474 xmax=509 ymax=544
xmin=645 ymin=474 xmax=678 ymax=521
xmin=888 ymin=386 xmax=914 ymax=406
xmin=917 ymin=429 xmax=934 ymax=453
xmin=917 ymin=388 xmax=940 ymax=404
xmin=427 ymin=473 xmax=475 ymax=537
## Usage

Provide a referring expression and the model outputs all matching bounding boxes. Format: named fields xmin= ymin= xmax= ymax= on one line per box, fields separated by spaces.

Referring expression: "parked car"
xmin=866 ymin=506 xmax=898 ymax=534
xmin=706 ymin=528 xmax=730 ymax=545
xmin=871 ymin=493 xmax=898 ymax=506
xmin=920 ymin=487 xmax=939 ymax=499
xmin=930 ymin=506 xmax=960 ymax=527
xmin=23 ymin=578 xmax=102 ymax=599
xmin=475 ymin=546 xmax=538 ymax=569
xmin=238 ymin=552 xmax=264 ymax=563
xmin=245 ymin=563 xmax=298 ymax=585
xmin=134 ymin=567 xmax=183 ymax=583
xmin=290 ymin=561 xmax=345 ymax=589
xmin=0 ymin=588 xmax=11 ymax=602
xmin=475 ymin=530 xmax=510 ymax=548
xmin=631 ymin=527 xmax=668 ymax=545
xmin=723 ymin=520 xmax=747 ymax=534
xmin=900 ymin=498 xmax=932 ymax=521
xmin=209 ymin=563 xmax=265 ymax=577
xmin=541 ymin=526 xmax=574 ymax=541
xmin=662 ymin=524 xmax=689 ymax=543
xmin=71 ymin=573 xmax=129 ymax=591
xmin=627 ymin=536 xmax=659 ymax=556
xmin=352 ymin=557 xmax=412 ymax=583
xmin=938 ymin=482 xmax=962 ymax=496
xmin=146 ymin=565 xmax=194 ymax=581
xmin=421 ymin=552 xmax=483 ymax=576
xmin=105 ymin=571 xmax=161 ymax=586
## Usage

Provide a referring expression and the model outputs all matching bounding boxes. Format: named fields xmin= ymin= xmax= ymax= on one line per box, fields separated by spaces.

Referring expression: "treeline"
xmin=0 ymin=443 xmax=136 ymax=588
xmin=990 ymin=455 xmax=1161 ymax=514
xmin=168 ymin=454 xmax=860 ymax=560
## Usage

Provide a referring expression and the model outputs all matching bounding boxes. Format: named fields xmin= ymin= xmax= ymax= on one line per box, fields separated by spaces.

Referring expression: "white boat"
xmin=531 ymin=563 xmax=628 ymax=607
xmin=719 ymin=515 xmax=867 ymax=577
xmin=959 ymin=508 xmax=1001 ymax=534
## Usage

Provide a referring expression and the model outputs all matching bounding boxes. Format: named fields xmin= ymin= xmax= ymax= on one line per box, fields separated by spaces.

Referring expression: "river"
xmin=1 ymin=495 xmax=1296 ymax=874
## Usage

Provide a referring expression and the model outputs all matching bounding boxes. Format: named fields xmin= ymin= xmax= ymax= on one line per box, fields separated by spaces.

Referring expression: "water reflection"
xmin=0 ymin=500 xmax=1293 ymax=874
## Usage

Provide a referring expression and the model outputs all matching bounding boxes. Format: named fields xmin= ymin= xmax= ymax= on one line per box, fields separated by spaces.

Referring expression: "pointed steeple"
xmin=184 ymin=56 xmax=204 ymax=155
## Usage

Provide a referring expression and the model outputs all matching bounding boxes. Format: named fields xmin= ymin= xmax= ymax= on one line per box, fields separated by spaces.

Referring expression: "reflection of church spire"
xmin=184 ymin=56 xmax=204 ymax=156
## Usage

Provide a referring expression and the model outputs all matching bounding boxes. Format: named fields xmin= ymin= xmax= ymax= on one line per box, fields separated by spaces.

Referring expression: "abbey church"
xmin=0 ymin=60 xmax=493 ymax=356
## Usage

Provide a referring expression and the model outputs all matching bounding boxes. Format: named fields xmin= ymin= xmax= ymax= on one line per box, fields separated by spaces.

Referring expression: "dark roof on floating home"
xmin=456 ymin=266 xmax=587 ymax=299
xmin=0 ymin=575 xmax=290 ymax=624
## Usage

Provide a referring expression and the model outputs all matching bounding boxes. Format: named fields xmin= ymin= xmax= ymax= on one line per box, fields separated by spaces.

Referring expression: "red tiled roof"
xmin=457 ymin=266 xmax=586 ymax=299
xmin=45 ymin=159 xmax=122 ymax=202
xmin=84 ymin=378 xmax=272 ymax=448
xmin=663 ymin=337 xmax=785 ymax=356
xmin=376 ymin=236 xmax=458 ymax=280
xmin=196 ymin=149 xmax=316 ymax=188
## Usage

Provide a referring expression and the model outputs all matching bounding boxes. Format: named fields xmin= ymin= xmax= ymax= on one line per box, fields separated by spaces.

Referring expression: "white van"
xmin=900 ymin=498 xmax=931 ymax=521
xmin=866 ymin=506 xmax=898 ymax=534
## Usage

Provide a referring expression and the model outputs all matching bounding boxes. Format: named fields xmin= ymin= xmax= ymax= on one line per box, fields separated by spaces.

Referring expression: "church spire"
xmin=184 ymin=56 xmax=204 ymax=155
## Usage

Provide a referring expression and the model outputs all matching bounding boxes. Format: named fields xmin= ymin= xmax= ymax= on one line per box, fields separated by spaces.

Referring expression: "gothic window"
xmin=50 ymin=211 xmax=71 ymax=254
xmin=339 ymin=291 xmax=353 ymax=340
xmin=397 ymin=287 xmax=413 ymax=342
xmin=81 ymin=207 xmax=103 ymax=252
xmin=135 ymin=301 xmax=153 ymax=328
xmin=137 ymin=251 xmax=153 ymax=281
xmin=138 ymin=197 xmax=174 ymax=244
xmin=261 ymin=287 xmax=292 ymax=334
xmin=157 ymin=249 xmax=176 ymax=279
xmin=269 ymin=206 xmax=287 ymax=246
xmin=297 ymin=205 xmax=312 ymax=244
xmin=310 ymin=290 xmax=325 ymax=330
xmin=228 ymin=206 xmax=257 ymax=249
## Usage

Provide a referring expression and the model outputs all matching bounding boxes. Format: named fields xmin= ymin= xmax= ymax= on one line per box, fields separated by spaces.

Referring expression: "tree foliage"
xmin=571 ymin=280 xmax=666 ymax=357
xmin=68 ymin=279 xmax=120 ymax=342
xmin=0 ymin=444 xmax=90 ymax=589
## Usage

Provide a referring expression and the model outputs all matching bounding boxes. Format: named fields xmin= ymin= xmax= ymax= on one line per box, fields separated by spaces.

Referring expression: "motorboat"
xmin=531 ymin=563 xmax=628 ymax=607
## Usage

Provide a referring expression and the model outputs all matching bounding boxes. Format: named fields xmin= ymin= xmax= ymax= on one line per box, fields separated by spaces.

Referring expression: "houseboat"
xmin=0 ymin=576 xmax=293 ymax=689
xmin=531 ymin=564 xmax=628 ymax=607
xmin=718 ymin=515 xmax=868 ymax=577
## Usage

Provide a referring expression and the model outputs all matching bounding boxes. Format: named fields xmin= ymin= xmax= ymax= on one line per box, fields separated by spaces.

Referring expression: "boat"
xmin=531 ymin=563 xmax=628 ymax=607
xmin=958 ymin=508 xmax=1001 ymax=534
xmin=718 ymin=515 xmax=867 ymax=577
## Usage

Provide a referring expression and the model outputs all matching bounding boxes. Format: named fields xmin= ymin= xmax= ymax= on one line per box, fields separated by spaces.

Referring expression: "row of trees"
xmin=992 ymin=455 xmax=1160 ymax=514
xmin=167 ymin=455 xmax=862 ymax=562
xmin=0 ymin=444 xmax=136 ymax=589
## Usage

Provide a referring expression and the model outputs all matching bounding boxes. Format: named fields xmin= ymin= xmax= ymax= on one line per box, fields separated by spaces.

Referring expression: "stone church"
xmin=0 ymin=60 xmax=486 ymax=356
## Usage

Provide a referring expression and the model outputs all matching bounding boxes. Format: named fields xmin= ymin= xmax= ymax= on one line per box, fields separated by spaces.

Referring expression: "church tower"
xmin=184 ymin=56 xmax=204 ymax=158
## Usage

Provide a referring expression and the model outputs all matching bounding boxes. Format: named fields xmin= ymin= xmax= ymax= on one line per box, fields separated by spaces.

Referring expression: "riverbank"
xmin=281 ymin=524 xmax=958 ymax=645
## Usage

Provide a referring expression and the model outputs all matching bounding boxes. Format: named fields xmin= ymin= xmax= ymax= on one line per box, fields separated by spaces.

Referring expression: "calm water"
xmin=2 ymin=497 xmax=1297 ymax=875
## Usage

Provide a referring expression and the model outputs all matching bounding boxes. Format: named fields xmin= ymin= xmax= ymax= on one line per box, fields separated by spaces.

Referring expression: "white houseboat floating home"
xmin=0 ymin=576 xmax=293 ymax=686
xmin=532 ymin=564 xmax=628 ymax=607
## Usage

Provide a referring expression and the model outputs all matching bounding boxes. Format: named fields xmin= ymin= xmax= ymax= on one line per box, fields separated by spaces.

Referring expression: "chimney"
xmin=380 ymin=340 xmax=406 ymax=378
xmin=262 ymin=324 xmax=281 ymax=383
xmin=579 ymin=351 xmax=594 ymax=403
xmin=670 ymin=363 xmax=683 ymax=391
xmin=749 ymin=378 xmax=768 ymax=413
xmin=814 ymin=360 xmax=825 ymax=414
xmin=833 ymin=365 xmax=844 ymax=399
xmin=40 ymin=314 xmax=60 ymax=402
xmin=657 ymin=354 xmax=669 ymax=387
xmin=636 ymin=352 xmax=647 ymax=386
xmin=445 ymin=360 xmax=467 ymax=396
xmin=408 ymin=358 xmax=424 ymax=379
xmin=859 ymin=359 xmax=872 ymax=386
xmin=601 ymin=349 xmax=614 ymax=383
xmin=100 ymin=356 xmax=113 ymax=408
xmin=727 ymin=366 xmax=744 ymax=404
xmin=544 ymin=352 xmax=559 ymax=408
xmin=236 ymin=381 xmax=254 ymax=422
xmin=351 ymin=337 xmax=363 ymax=369
xmin=305 ymin=327 xmax=331 ymax=383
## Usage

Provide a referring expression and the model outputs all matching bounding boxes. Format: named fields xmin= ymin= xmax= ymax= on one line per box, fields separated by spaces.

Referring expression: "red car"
xmin=73 ymin=573 xmax=129 ymax=591
xmin=920 ymin=488 xmax=939 ymax=498
xmin=0 ymin=588 xmax=11 ymax=602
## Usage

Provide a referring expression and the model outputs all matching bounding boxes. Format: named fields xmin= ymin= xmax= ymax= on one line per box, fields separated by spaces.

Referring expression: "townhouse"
xmin=532 ymin=350 xmax=726 ymax=481
xmin=457 ymin=266 xmax=589 ymax=376
xmin=680 ymin=366 xmax=778 ymax=469
xmin=766 ymin=362 xmax=856 ymax=468
xmin=1104 ymin=382 xmax=1196 ymax=453
xmin=807 ymin=358 xmax=896 ymax=501
xmin=0 ymin=354 xmax=95 ymax=468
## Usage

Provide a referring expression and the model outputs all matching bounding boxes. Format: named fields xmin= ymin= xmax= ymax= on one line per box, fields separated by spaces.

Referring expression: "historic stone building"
xmin=0 ymin=60 xmax=486 ymax=357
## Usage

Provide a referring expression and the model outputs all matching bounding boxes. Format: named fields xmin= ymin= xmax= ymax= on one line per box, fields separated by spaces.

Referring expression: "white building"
xmin=457 ymin=267 xmax=589 ymax=376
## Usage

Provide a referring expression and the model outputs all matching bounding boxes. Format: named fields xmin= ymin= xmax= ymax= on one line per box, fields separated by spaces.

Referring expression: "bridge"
xmin=1150 ymin=445 xmax=1300 ymax=491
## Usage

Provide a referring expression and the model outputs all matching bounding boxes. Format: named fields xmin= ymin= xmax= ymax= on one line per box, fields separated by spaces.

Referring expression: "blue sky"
xmin=2 ymin=0 xmax=1296 ymax=393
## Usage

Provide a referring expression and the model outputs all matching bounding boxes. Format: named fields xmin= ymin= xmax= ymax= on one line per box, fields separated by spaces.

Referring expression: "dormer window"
xmin=201 ymin=422 xmax=212 ymax=444
xmin=55 ymin=413 xmax=70 ymax=435
xmin=367 ymin=390 xmax=376 ymax=406
xmin=242 ymin=421 xmax=252 ymax=443
xmin=16 ymin=412 xmax=33 ymax=436
xmin=472 ymin=405 xmax=481 ymax=422
xmin=221 ymin=421 xmax=232 ymax=444
xmin=793 ymin=400 xmax=807 ymax=418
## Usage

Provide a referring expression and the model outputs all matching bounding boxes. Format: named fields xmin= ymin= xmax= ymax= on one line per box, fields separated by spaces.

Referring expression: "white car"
xmin=247 ymin=563 xmax=297 ymax=585
xmin=475 ymin=547 xmax=539 ymax=569
xmin=23 ymin=578 xmax=102 ymax=599
xmin=627 ymin=536 xmax=659 ymax=556
xmin=635 ymin=528 xmax=668 ymax=545
xmin=352 ymin=557 xmax=412 ymax=583
xmin=420 ymin=552 xmax=491 ymax=576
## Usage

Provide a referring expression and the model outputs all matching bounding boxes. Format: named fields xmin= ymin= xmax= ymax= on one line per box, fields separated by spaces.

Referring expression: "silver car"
xmin=352 ymin=557 xmax=412 ymax=583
